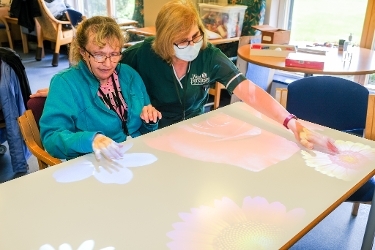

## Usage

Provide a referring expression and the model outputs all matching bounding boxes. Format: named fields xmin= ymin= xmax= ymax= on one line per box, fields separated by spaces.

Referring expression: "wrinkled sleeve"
xmin=40 ymin=75 xmax=97 ymax=160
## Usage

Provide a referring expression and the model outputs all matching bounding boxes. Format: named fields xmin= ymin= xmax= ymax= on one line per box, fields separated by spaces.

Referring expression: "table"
xmin=116 ymin=18 xmax=138 ymax=27
xmin=126 ymin=26 xmax=240 ymax=45
xmin=237 ymin=44 xmax=375 ymax=77
xmin=1 ymin=102 xmax=375 ymax=249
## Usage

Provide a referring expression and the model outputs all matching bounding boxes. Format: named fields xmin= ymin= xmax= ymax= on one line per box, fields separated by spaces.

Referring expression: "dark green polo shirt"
xmin=121 ymin=37 xmax=246 ymax=128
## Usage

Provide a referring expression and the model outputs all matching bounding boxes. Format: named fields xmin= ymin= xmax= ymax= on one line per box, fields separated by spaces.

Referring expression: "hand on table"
xmin=289 ymin=119 xmax=339 ymax=155
xmin=140 ymin=104 xmax=162 ymax=123
xmin=92 ymin=134 xmax=126 ymax=161
xmin=30 ymin=88 xmax=49 ymax=98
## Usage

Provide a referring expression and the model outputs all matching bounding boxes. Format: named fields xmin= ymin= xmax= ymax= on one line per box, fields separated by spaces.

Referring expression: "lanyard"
xmin=98 ymin=74 xmax=129 ymax=136
xmin=172 ymin=63 xmax=190 ymax=120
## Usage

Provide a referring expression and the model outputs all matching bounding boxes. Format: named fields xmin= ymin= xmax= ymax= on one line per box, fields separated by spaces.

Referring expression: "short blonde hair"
xmin=69 ymin=16 xmax=125 ymax=65
xmin=152 ymin=0 xmax=207 ymax=64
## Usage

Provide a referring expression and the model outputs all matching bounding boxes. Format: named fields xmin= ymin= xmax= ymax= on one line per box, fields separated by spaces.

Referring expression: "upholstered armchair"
xmin=34 ymin=0 xmax=74 ymax=67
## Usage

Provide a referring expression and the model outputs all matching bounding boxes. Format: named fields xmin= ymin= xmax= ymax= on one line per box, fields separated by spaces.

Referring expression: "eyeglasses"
xmin=174 ymin=33 xmax=204 ymax=49
xmin=83 ymin=47 xmax=121 ymax=63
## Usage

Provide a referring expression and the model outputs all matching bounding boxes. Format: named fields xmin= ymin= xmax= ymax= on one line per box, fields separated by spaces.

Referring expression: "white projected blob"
xmin=52 ymin=143 xmax=157 ymax=184
xmin=39 ymin=239 xmax=114 ymax=250
xmin=53 ymin=161 xmax=94 ymax=183
xmin=93 ymin=166 xmax=133 ymax=184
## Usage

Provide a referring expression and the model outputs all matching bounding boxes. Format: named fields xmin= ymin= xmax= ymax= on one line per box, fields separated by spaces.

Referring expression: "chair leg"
xmin=35 ymin=47 xmax=43 ymax=61
xmin=352 ymin=202 xmax=360 ymax=216
xmin=52 ymin=53 xmax=59 ymax=67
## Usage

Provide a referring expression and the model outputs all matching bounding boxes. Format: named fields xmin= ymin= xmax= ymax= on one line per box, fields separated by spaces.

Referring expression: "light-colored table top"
xmin=1 ymin=102 xmax=375 ymax=249
xmin=115 ymin=18 xmax=138 ymax=26
xmin=238 ymin=44 xmax=375 ymax=76
xmin=126 ymin=26 xmax=240 ymax=45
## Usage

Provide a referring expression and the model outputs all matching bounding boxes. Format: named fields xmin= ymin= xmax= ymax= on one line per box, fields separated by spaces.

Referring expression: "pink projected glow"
xmin=52 ymin=143 xmax=157 ymax=184
xmin=237 ymin=103 xmax=325 ymax=132
xmin=146 ymin=113 xmax=300 ymax=172
xmin=302 ymin=140 xmax=375 ymax=180
xmin=167 ymin=196 xmax=305 ymax=249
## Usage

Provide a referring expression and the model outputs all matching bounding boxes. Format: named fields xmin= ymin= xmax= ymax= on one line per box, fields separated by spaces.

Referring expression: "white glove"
xmin=92 ymin=134 xmax=126 ymax=161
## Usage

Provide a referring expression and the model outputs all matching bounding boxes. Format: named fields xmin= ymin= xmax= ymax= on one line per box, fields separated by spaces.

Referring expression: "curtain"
xmin=132 ymin=0 xmax=144 ymax=27
xmin=228 ymin=0 xmax=266 ymax=36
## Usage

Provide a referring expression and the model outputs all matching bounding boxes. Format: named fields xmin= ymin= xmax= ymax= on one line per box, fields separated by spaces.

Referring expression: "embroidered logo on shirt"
xmin=190 ymin=73 xmax=210 ymax=85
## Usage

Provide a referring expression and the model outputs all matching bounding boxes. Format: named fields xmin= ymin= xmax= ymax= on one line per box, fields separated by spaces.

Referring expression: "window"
xmin=72 ymin=0 xmax=135 ymax=20
xmin=272 ymin=0 xmax=371 ymax=83
xmin=287 ymin=0 xmax=367 ymax=46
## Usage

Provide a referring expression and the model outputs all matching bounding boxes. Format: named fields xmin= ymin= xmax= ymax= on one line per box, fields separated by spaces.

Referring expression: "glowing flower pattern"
xmin=53 ymin=142 xmax=157 ymax=184
xmin=39 ymin=239 xmax=114 ymax=250
xmin=301 ymin=140 xmax=375 ymax=180
xmin=146 ymin=113 xmax=299 ymax=172
xmin=167 ymin=196 xmax=305 ymax=250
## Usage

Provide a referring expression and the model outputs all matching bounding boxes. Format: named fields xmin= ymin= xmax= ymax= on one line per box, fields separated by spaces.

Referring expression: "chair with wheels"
xmin=275 ymin=75 xmax=375 ymax=216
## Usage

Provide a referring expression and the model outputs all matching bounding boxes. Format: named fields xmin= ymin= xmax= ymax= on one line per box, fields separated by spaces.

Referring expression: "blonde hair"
xmin=69 ymin=16 xmax=126 ymax=65
xmin=152 ymin=0 xmax=207 ymax=64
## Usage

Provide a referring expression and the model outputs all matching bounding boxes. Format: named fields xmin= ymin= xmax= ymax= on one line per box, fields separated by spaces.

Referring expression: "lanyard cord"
xmin=172 ymin=63 xmax=190 ymax=120
xmin=98 ymin=74 xmax=129 ymax=136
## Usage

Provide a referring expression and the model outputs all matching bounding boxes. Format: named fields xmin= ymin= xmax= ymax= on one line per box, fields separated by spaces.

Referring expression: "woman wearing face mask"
xmin=39 ymin=16 xmax=161 ymax=161
xmin=121 ymin=0 xmax=338 ymax=155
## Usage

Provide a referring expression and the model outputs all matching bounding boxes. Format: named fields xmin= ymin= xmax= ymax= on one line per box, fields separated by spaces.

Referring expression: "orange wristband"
xmin=283 ymin=114 xmax=297 ymax=129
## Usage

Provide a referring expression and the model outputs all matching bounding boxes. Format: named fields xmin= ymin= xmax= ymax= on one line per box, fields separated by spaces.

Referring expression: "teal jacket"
xmin=40 ymin=61 xmax=157 ymax=160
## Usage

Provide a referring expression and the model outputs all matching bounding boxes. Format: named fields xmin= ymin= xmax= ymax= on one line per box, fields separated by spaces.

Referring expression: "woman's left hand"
xmin=288 ymin=119 xmax=339 ymax=155
xmin=140 ymin=105 xmax=162 ymax=123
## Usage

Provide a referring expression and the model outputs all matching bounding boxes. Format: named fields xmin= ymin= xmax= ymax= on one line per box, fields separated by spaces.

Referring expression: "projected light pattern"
xmin=302 ymin=140 xmax=375 ymax=180
xmin=52 ymin=143 xmax=157 ymax=184
xmin=167 ymin=196 xmax=305 ymax=250
xmin=39 ymin=239 xmax=114 ymax=250
xmin=146 ymin=113 xmax=300 ymax=172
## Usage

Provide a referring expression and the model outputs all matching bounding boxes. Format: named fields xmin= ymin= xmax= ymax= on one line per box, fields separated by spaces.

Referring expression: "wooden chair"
xmin=275 ymin=76 xmax=375 ymax=216
xmin=208 ymin=82 xmax=225 ymax=110
xmin=17 ymin=110 xmax=61 ymax=170
xmin=34 ymin=0 xmax=74 ymax=66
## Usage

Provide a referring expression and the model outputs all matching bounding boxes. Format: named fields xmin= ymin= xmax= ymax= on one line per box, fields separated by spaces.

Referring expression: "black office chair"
xmin=275 ymin=75 xmax=373 ymax=216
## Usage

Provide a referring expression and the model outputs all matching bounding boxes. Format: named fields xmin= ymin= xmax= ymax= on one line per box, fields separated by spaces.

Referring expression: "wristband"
xmin=283 ymin=114 xmax=297 ymax=129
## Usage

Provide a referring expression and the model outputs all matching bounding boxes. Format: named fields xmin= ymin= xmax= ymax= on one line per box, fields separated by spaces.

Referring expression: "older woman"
xmin=40 ymin=16 xmax=161 ymax=161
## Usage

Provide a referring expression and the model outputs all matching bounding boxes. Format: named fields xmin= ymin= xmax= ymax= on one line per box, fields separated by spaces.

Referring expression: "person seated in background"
xmin=39 ymin=16 xmax=161 ymax=161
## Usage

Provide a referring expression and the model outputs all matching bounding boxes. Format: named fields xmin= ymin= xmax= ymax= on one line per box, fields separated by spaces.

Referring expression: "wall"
xmin=144 ymin=0 xmax=170 ymax=26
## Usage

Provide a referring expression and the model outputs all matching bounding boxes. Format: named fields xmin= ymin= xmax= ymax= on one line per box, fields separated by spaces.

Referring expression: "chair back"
xmin=17 ymin=108 xmax=62 ymax=170
xmin=26 ymin=97 xmax=46 ymax=129
xmin=34 ymin=0 xmax=74 ymax=66
xmin=35 ymin=0 xmax=72 ymax=41
xmin=286 ymin=76 xmax=369 ymax=136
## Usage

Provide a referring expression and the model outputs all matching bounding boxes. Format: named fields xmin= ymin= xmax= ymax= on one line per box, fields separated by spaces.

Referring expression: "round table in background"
xmin=237 ymin=44 xmax=375 ymax=77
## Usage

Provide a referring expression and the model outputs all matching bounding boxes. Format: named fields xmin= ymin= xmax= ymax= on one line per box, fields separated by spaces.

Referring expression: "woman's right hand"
xmin=92 ymin=134 xmax=126 ymax=161
xmin=30 ymin=88 xmax=49 ymax=98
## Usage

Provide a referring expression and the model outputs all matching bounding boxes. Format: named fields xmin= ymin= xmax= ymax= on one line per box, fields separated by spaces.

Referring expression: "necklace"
xmin=98 ymin=74 xmax=129 ymax=136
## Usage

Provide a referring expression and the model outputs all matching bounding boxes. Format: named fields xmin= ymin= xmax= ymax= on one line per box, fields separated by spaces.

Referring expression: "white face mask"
xmin=174 ymin=40 xmax=203 ymax=61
